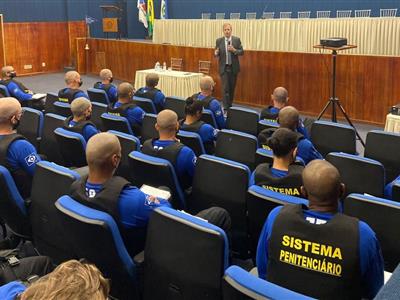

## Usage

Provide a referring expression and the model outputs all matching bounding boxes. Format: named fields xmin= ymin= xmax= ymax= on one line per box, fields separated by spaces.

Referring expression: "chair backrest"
xmin=201 ymin=12 xmax=211 ymax=19
xmin=177 ymin=130 xmax=206 ymax=157
xmin=100 ymin=113 xmax=134 ymax=135
xmin=344 ymin=193 xmax=400 ymax=272
xmin=247 ymin=185 xmax=308 ymax=260
xmin=311 ymin=120 xmax=356 ymax=157
xmin=365 ymin=130 xmax=400 ymax=183
xmin=326 ymin=152 xmax=385 ymax=197
xmin=170 ymin=57 xmax=183 ymax=71
xmin=201 ymin=109 xmax=218 ymax=128
xmin=41 ymin=113 xmax=66 ymax=164
xmin=30 ymin=161 xmax=80 ymax=263
xmin=0 ymin=84 xmax=10 ymax=97
xmin=108 ymin=130 xmax=140 ymax=180
xmin=298 ymin=11 xmax=311 ymax=18
xmin=87 ymin=88 xmax=110 ymax=105
xmin=198 ymin=60 xmax=211 ymax=74
xmin=144 ymin=206 xmax=229 ymax=300
xmin=316 ymin=10 xmax=331 ymax=18
xmin=230 ymin=12 xmax=241 ymax=19
xmin=280 ymin=12 xmax=292 ymax=18
xmin=258 ymin=119 xmax=279 ymax=134
xmin=18 ymin=107 xmax=43 ymax=150
xmin=44 ymin=92 xmax=59 ymax=114
xmin=216 ymin=12 xmax=226 ymax=19
xmin=53 ymin=101 xmax=71 ymax=117
xmin=223 ymin=265 xmax=315 ymax=300
xmin=190 ymin=155 xmax=250 ymax=256
xmin=90 ymin=101 xmax=107 ymax=131
xmin=0 ymin=165 xmax=31 ymax=239
xmin=132 ymin=96 xmax=157 ymax=114
xmin=262 ymin=12 xmax=275 ymax=19
xmin=141 ymin=113 xmax=158 ymax=143
xmin=245 ymin=12 xmax=257 ymax=19
xmin=165 ymin=96 xmax=186 ymax=120
xmin=54 ymin=127 xmax=87 ymax=168
xmin=226 ymin=107 xmax=259 ymax=136
xmin=215 ymin=129 xmax=258 ymax=170
xmin=380 ymin=8 xmax=397 ymax=17
xmin=336 ymin=10 xmax=352 ymax=18
xmin=355 ymin=9 xmax=371 ymax=18
xmin=128 ymin=151 xmax=185 ymax=209
xmin=55 ymin=196 xmax=137 ymax=299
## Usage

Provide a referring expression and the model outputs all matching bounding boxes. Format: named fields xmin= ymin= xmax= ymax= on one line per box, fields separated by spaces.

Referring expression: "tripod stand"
xmin=313 ymin=44 xmax=365 ymax=147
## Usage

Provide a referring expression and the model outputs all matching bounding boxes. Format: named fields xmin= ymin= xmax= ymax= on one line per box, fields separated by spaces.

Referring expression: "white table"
xmin=134 ymin=69 xmax=203 ymax=98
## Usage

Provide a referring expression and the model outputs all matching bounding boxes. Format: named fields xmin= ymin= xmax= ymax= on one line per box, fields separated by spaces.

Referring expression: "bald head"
xmin=71 ymin=97 xmax=91 ymax=119
xmin=302 ymin=160 xmax=343 ymax=206
xmin=65 ymin=71 xmax=81 ymax=86
xmin=156 ymin=109 xmax=178 ymax=134
xmin=1 ymin=66 xmax=14 ymax=78
xmin=145 ymin=73 xmax=159 ymax=88
xmin=278 ymin=106 xmax=299 ymax=130
xmin=200 ymin=76 xmax=215 ymax=92
xmin=0 ymin=97 xmax=22 ymax=126
xmin=99 ymin=69 xmax=112 ymax=81
xmin=118 ymin=82 xmax=134 ymax=100
xmin=86 ymin=132 xmax=121 ymax=171
xmin=272 ymin=87 xmax=288 ymax=105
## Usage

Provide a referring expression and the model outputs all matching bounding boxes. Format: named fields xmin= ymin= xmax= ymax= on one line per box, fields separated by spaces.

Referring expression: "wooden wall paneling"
xmin=76 ymin=38 xmax=87 ymax=74
xmin=0 ymin=15 xmax=5 ymax=67
xmin=77 ymin=38 xmax=400 ymax=125
xmin=68 ymin=21 xmax=87 ymax=67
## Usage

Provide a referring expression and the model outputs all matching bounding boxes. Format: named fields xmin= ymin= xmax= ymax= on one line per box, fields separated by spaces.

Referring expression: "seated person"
xmin=0 ymin=66 xmax=45 ymax=110
xmin=69 ymin=132 xmax=171 ymax=256
xmin=0 ymin=259 xmax=109 ymax=300
xmin=0 ymin=98 xmax=41 ymax=198
xmin=58 ymin=71 xmax=88 ymax=103
xmin=384 ymin=175 xmax=400 ymax=200
xmin=180 ymin=97 xmax=218 ymax=154
xmin=63 ymin=97 xmax=99 ymax=142
xmin=257 ymin=160 xmax=384 ymax=299
xmin=191 ymin=75 xmax=225 ymax=129
xmin=142 ymin=109 xmax=196 ymax=190
xmin=260 ymin=87 xmax=308 ymax=138
xmin=108 ymin=82 xmax=145 ymax=136
xmin=258 ymin=106 xmax=322 ymax=165
xmin=134 ymin=73 xmax=165 ymax=113
xmin=93 ymin=68 xmax=118 ymax=104
xmin=250 ymin=128 xmax=303 ymax=196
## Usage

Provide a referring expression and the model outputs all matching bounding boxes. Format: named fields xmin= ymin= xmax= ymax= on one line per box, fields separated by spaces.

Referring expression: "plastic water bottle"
xmin=155 ymin=61 xmax=160 ymax=70
xmin=163 ymin=62 xmax=167 ymax=71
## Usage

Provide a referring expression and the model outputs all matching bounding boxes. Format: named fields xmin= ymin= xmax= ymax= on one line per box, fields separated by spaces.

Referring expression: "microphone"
xmin=228 ymin=40 xmax=231 ymax=46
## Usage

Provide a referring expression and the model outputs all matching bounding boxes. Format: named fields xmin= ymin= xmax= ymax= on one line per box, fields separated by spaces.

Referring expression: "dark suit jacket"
xmin=215 ymin=36 xmax=244 ymax=75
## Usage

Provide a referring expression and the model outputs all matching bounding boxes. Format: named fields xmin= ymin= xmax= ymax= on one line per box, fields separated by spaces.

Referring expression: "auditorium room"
xmin=0 ymin=0 xmax=399 ymax=299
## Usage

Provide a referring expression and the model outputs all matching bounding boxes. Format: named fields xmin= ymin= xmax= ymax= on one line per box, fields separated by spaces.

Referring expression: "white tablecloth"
xmin=134 ymin=69 xmax=203 ymax=98
xmin=385 ymin=114 xmax=400 ymax=133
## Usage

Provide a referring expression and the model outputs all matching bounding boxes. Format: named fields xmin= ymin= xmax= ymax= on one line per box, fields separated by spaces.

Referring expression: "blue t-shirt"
xmin=113 ymin=101 xmax=145 ymax=127
xmin=198 ymin=123 xmax=218 ymax=144
xmin=6 ymin=81 xmax=32 ymax=102
xmin=85 ymin=181 xmax=171 ymax=228
xmin=250 ymin=167 xmax=288 ymax=185
xmin=96 ymin=83 xmax=118 ymax=104
xmin=152 ymin=139 xmax=196 ymax=188
xmin=137 ymin=87 xmax=166 ymax=112
xmin=196 ymin=94 xmax=225 ymax=129
xmin=256 ymin=206 xmax=384 ymax=299
xmin=0 ymin=136 xmax=41 ymax=177
xmin=59 ymin=88 xmax=88 ymax=101
xmin=384 ymin=175 xmax=400 ymax=199
xmin=297 ymin=138 xmax=322 ymax=165
xmin=0 ymin=281 xmax=26 ymax=300
xmin=68 ymin=120 xmax=99 ymax=142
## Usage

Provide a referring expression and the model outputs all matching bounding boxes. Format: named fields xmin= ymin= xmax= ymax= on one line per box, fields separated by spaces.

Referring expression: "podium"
xmin=100 ymin=5 xmax=122 ymax=39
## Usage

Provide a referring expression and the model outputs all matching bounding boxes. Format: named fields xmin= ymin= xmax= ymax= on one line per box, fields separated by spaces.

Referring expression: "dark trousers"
xmin=221 ymin=65 xmax=237 ymax=110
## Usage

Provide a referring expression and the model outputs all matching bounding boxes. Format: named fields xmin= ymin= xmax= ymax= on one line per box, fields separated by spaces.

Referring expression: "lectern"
xmin=100 ymin=5 xmax=122 ymax=39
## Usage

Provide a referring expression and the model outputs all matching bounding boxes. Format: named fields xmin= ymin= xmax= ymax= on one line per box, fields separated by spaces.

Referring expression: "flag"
xmin=147 ymin=0 xmax=155 ymax=36
xmin=137 ymin=0 xmax=148 ymax=28
xmin=85 ymin=15 xmax=97 ymax=25
xmin=160 ymin=0 xmax=168 ymax=19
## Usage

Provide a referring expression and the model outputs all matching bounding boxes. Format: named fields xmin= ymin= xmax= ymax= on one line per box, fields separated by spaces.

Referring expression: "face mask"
xmin=9 ymin=71 xmax=16 ymax=78
xmin=12 ymin=118 xmax=20 ymax=130
xmin=109 ymin=77 xmax=113 ymax=83
xmin=85 ymin=113 xmax=92 ymax=121
xmin=79 ymin=80 xmax=83 ymax=87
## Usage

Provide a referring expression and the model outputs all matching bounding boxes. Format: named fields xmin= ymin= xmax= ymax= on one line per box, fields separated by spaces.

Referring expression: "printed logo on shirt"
xmin=213 ymin=129 xmax=219 ymax=137
xmin=192 ymin=156 xmax=197 ymax=165
xmin=25 ymin=153 xmax=37 ymax=166
xmin=86 ymin=188 xmax=97 ymax=198
xmin=215 ymin=110 xmax=222 ymax=116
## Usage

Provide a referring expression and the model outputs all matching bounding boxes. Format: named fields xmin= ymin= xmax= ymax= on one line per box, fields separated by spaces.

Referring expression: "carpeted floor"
xmin=18 ymin=72 xmax=383 ymax=154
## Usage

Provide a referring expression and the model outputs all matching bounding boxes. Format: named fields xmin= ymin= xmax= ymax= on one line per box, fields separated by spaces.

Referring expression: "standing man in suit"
xmin=214 ymin=23 xmax=244 ymax=111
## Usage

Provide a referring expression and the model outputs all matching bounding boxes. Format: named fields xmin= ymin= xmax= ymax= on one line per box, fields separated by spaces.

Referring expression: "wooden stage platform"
xmin=77 ymin=38 xmax=400 ymax=125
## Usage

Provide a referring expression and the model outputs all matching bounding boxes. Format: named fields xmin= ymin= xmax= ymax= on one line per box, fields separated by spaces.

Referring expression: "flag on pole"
xmin=85 ymin=15 xmax=97 ymax=25
xmin=147 ymin=0 xmax=155 ymax=36
xmin=137 ymin=0 xmax=148 ymax=28
xmin=160 ymin=0 xmax=168 ymax=19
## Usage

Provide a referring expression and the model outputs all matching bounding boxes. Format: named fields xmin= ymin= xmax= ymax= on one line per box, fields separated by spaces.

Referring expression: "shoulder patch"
xmin=25 ymin=153 xmax=38 ymax=166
